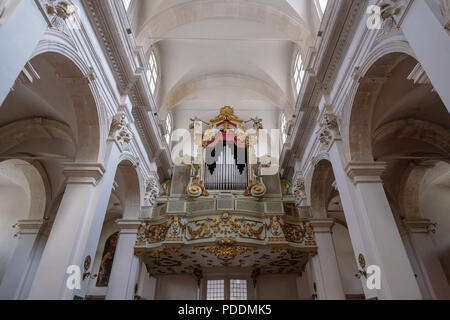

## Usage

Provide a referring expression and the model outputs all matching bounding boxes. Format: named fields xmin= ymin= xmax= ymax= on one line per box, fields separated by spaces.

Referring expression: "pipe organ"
xmin=136 ymin=107 xmax=315 ymax=282
xmin=205 ymin=142 xmax=248 ymax=191
xmin=185 ymin=106 xmax=268 ymax=198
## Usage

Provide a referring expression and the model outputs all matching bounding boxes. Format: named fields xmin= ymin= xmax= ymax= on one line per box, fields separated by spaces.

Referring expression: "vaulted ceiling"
xmin=128 ymin=0 xmax=323 ymax=130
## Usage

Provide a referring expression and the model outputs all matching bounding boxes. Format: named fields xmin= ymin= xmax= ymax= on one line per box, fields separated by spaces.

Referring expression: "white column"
xmin=106 ymin=220 xmax=141 ymax=300
xmin=309 ymin=255 xmax=325 ymax=300
xmin=400 ymin=0 xmax=450 ymax=112
xmin=333 ymin=157 xmax=422 ymax=299
xmin=0 ymin=0 xmax=47 ymax=105
xmin=345 ymin=161 xmax=421 ymax=299
xmin=310 ymin=219 xmax=346 ymax=300
xmin=0 ymin=220 xmax=44 ymax=300
xmin=318 ymin=111 xmax=422 ymax=299
xmin=27 ymin=163 xmax=106 ymax=300
xmin=404 ymin=220 xmax=450 ymax=300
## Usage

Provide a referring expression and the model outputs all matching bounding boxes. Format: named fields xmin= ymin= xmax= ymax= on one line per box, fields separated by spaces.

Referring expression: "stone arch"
xmin=344 ymin=51 xmax=415 ymax=161
xmin=29 ymin=44 xmax=103 ymax=162
xmin=0 ymin=159 xmax=47 ymax=220
xmin=0 ymin=159 xmax=47 ymax=283
xmin=340 ymin=39 xmax=416 ymax=161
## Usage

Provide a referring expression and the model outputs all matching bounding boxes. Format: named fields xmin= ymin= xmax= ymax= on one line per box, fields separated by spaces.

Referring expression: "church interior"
xmin=0 ymin=0 xmax=449 ymax=300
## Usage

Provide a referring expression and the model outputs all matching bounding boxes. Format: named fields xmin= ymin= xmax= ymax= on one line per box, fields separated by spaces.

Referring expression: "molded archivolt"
xmin=136 ymin=0 xmax=315 ymax=49
xmin=340 ymin=38 xmax=416 ymax=162
xmin=0 ymin=159 xmax=47 ymax=221
xmin=26 ymin=51 xmax=102 ymax=162
xmin=164 ymin=74 xmax=293 ymax=115
xmin=345 ymin=52 xmax=413 ymax=162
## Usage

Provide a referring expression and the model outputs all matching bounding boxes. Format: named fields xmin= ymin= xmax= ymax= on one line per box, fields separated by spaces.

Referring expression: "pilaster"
xmin=403 ymin=220 xmax=450 ymax=299
xmin=309 ymin=219 xmax=345 ymax=300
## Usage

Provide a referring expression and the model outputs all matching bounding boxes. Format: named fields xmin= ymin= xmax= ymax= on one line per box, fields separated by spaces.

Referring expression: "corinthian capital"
xmin=318 ymin=112 xmax=341 ymax=149
xmin=441 ymin=0 xmax=450 ymax=29
xmin=109 ymin=113 xmax=132 ymax=149
xmin=144 ymin=175 xmax=160 ymax=206
xmin=377 ymin=0 xmax=412 ymax=25
xmin=292 ymin=171 xmax=306 ymax=207
xmin=42 ymin=0 xmax=77 ymax=20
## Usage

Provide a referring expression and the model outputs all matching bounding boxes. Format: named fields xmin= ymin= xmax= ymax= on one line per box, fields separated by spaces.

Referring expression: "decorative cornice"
xmin=63 ymin=162 xmax=105 ymax=185
xmin=345 ymin=162 xmax=387 ymax=184
xmin=81 ymin=0 xmax=172 ymax=179
xmin=280 ymin=0 xmax=365 ymax=178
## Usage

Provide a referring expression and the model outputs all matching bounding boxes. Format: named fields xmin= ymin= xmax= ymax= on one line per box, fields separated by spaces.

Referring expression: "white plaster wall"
xmin=136 ymin=263 xmax=157 ymax=300
xmin=420 ymin=162 xmax=450 ymax=283
xmin=0 ymin=186 xmax=27 ymax=283
xmin=0 ymin=0 xmax=47 ymax=105
xmin=256 ymin=274 xmax=298 ymax=300
xmin=156 ymin=275 xmax=198 ymax=300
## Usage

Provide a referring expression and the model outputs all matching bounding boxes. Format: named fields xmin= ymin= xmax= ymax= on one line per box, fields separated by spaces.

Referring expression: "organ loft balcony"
xmin=135 ymin=107 xmax=317 ymax=278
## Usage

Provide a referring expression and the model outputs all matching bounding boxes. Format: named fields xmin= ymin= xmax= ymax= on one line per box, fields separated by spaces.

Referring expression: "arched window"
xmin=281 ymin=113 xmax=288 ymax=144
xmin=165 ymin=113 xmax=172 ymax=145
xmin=293 ymin=53 xmax=305 ymax=95
xmin=315 ymin=0 xmax=328 ymax=18
xmin=122 ymin=0 xmax=132 ymax=11
xmin=146 ymin=50 xmax=158 ymax=96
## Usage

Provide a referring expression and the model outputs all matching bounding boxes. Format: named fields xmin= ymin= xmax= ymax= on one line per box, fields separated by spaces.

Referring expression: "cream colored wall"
xmin=136 ymin=263 xmax=157 ymax=300
xmin=256 ymin=274 xmax=299 ymax=300
xmin=420 ymin=161 xmax=450 ymax=283
xmin=156 ymin=275 xmax=198 ymax=300
xmin=0 ymin=186 xmax=27 ymax=282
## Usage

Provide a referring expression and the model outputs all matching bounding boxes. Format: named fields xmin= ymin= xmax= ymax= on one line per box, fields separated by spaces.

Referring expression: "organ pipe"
xmin=205 ymin=143 xmax=247 ymax=191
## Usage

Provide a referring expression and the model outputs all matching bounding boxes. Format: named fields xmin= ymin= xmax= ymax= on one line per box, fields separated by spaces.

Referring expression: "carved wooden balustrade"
xmin=135 ymin=210 xmax=317 ymax=276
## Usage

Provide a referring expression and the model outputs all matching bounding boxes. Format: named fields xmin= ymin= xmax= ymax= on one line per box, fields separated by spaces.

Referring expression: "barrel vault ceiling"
xmin=129 ymin=0 xmax=322 ymax=130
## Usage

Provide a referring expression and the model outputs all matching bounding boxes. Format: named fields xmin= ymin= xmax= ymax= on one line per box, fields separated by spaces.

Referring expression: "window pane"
xmin=150 ymin=80 xmax=155 ymax=94
xmin=149 ymin=56 xmax=154 ymax=69
xmin=319 ymin=0 xmax=328 ymax=13
xmin=207 ymin=280 xmax=225 ymax=300
xmin=122 ymin=0 xmax=131 ymax=11
xmin=230 ymin=280 xmax=247 ymax=300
